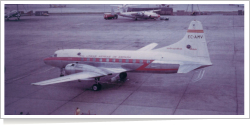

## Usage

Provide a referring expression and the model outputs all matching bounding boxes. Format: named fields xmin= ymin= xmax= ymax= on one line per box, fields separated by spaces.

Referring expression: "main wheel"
xmin=92 ymin=84 xmax=99 ymax=91
xmin=92 ymin=84 xmax=102 ymax=91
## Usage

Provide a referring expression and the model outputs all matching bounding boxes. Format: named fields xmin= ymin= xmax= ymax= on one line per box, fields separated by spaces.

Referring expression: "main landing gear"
xmin=92 ymin=77 xmax=102 ymax=91
xmin=91 ymin=72 xmax=127 ymax=91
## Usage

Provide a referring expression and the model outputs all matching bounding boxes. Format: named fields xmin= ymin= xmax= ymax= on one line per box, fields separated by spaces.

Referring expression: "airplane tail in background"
xmin=154 ymin=20 xmax=212 ymax=65
xmin=111 ymin=7 xmax=115 ymax=15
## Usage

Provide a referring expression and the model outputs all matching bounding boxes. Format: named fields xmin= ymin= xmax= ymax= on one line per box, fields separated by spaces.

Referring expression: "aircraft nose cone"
xmin=43 ymin=58 xmax=50 ymax=64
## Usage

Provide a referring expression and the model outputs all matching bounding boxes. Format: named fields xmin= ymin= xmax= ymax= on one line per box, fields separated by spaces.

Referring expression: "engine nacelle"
xmin=65 ymin=63 xmax=81 ymax=75
xmin=65 ymin=63 xmax=107 ymax=75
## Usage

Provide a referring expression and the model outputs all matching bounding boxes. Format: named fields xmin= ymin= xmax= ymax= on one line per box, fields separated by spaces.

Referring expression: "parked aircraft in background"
xmin=110 ymin=4 xmax=161 ymax=20
xmin=117 ymin=9 xmax=161 ymax=20
xmin=5 ymin=10 xmax=21 ymax=20
xmin=31 ymin=20 xmax=212 ymax=91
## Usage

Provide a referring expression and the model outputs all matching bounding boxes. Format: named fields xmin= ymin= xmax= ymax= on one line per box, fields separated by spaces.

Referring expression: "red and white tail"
xmin=154 ymin=20 xmax=211 ymax=64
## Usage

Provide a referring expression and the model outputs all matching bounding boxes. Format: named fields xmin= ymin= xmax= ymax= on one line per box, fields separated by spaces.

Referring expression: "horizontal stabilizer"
xmin=178 ymin=64 xmax=202 ymax=73
xmin=138 ymin=43 xmax=158 ymax=51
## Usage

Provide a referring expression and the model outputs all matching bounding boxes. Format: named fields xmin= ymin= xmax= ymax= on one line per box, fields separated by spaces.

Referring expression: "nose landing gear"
xmin=60 ymin=68 xmax=65 ymax=77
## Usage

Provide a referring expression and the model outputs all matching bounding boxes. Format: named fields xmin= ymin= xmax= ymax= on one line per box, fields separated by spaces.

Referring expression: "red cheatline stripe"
xmin=136 ymin=68 xmax=178 ymax=71
xmin=44 ymin=57 xmax=154 ymax=64
xmin=45 ymin=57 xmax=178 ymax=71
xmin=187 ymin=30 xmax=204 ymax=33
xmin=135 ymin=61 xmax=178 ymax=71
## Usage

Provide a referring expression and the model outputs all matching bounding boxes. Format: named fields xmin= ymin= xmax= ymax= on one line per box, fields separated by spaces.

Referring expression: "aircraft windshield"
xmin=51 ymin=54 xmax=57 ymax=57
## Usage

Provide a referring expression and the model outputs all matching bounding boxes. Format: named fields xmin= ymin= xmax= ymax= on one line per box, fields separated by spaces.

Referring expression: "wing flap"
xmin=31 ymin=72 xmax=103 ymax=86
xmin=138 ymin=43 xmax=158 ymax=51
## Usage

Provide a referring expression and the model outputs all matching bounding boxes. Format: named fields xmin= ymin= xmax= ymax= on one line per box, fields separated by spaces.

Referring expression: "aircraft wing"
xmin=138 ymin=43 xmax=158 ymax=51
xmin=31 ymin=65 xmax=130 ymax=86
xmin=150 ymin=9 xmax=161 ymax=12
xmin=31 ymin=71 xmax=105 ymax=86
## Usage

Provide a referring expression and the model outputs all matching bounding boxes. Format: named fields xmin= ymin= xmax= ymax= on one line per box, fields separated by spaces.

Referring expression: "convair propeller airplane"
xmin=117 ymin=9 xmax=161 ymax=20
xmin=32 ymin=20 xmax=212 ymax=91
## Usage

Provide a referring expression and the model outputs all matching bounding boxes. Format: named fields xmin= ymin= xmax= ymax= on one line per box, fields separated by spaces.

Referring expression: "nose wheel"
xmin=60 ymin=68 xmax=65 ymax=77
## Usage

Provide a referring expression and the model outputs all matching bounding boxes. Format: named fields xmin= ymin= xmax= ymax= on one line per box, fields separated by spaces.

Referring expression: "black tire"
xmin=92 ymin=84 xmax=99 ymax=91
xmin=119 ymin=72 xmax=127 ymax=80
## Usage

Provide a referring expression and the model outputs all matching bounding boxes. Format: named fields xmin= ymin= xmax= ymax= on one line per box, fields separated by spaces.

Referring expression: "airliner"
xmin=32 ymin=20 xmax=212 ymax=91
xmin=110 ymin=4 xmax=160 ymax=20
xmin=5 ymin=10 xmax=21 ymax=20
xmin=117 ymin=9 xmax=161 ymax=20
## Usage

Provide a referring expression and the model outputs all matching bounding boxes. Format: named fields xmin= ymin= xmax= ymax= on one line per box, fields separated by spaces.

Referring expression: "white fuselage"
xmin=118 ymin=11 xmax=160 ymax=19
xmin=44 ymin=49 xmax=201 ymax=74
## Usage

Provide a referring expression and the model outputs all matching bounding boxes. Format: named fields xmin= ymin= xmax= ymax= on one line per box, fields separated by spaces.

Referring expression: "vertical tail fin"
xmin=111 ymin=8 xmax=115 ymax=15
xmin=154 ymin=20 xmax=212 ymax=65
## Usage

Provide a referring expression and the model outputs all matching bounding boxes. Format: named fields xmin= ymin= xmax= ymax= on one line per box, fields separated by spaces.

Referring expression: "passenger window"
xmin=133 ymin=59 xmax=136 ymax=63
xmin=126 ymin=59 xmax=129 ymax=63
xmin=93 ymin=58 xmax=96 ymax=61
xmin=140 ymin=60 xmax=143 ymax=63
xmin=119 ymin=59 xmax=122 ymax=62
xmin=100 ymin=58 xmax=102 ymax=62
xmin=106 ymin=58 xmax=109 ymax=62
xmin=87 ymin=58 xmax=90 ymax=61
xmin=81 ymin=58 xmax=84 ymax=61
xmin=112 ymin=59 xmax=115 ymax=62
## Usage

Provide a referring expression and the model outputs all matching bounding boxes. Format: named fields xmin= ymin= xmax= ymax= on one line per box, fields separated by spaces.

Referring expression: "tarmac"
xmin=4 ymin=5 xmax=244 ymax=116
